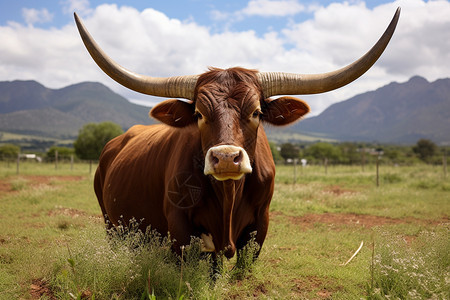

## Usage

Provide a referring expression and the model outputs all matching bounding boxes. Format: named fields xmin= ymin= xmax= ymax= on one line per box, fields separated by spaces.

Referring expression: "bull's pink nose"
xmin=204 ymin=145 xmax=252 ymax=181
xmin=210 ymin=149 xmax=243 ymax=168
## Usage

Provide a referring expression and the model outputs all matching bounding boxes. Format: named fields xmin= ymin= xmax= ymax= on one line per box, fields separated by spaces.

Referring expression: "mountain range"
xmin=0 ymin=76 xmax=449 ymax=145
xmin=0 ymin=80 xmax=154 ymax=138
xmin=293 ymin=76 xmax=450 ymax=145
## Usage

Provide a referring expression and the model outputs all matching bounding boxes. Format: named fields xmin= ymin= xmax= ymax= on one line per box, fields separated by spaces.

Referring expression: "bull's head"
xmin=74 ymin=8 xmax=400 ymax=182
xmin=150 ymin=67 xmax=310 ymax=181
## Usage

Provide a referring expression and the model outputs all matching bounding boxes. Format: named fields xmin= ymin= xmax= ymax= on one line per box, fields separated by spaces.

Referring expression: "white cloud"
xmin=278 ymin=0 xmax=450 ymax=112
xmin=210 ymin=9 xmax=229 ymax=22
xmin=62 ymin=0 xmax=93 ymax=16
xmin=1 ymin=1 xmax=449 ymax=115
xmin=241 ymin=0 xmax=305 ymax=17
xmin=22 ymin=8 xmax=53 ymax=25
xmin=210 ymin=0 xmax=306 ymax=32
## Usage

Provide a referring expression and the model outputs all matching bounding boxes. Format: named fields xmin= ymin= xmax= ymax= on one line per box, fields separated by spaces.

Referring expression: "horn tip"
xmin=74 ymin=12 xmax=82 ymax=26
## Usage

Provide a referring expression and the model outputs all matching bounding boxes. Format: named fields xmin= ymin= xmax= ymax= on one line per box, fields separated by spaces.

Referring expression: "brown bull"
xmin=75 ymin=8 xmax=400 ymax=260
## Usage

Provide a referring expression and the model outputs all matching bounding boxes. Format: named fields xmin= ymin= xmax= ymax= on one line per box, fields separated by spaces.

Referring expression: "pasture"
xmin=0 ymin=161 xmax=448 ymax=299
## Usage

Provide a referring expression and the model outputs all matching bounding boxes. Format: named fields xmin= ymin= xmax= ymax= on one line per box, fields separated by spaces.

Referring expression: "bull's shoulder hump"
xmin=117 ymin=123 xmax=200 ymax=153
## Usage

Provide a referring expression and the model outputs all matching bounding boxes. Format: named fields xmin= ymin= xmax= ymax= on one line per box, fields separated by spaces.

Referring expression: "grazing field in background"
xmin=0 ymin=161 xmax=448 ymax=299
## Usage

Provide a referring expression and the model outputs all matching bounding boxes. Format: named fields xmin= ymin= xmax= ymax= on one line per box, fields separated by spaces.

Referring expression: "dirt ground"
xmin=0 ymin=175 xmax=83 ymax=196
xmin=270 ymin=210 xmax=448 ymax=230
xmin=3 ymin=176 xmax=443 ymax=299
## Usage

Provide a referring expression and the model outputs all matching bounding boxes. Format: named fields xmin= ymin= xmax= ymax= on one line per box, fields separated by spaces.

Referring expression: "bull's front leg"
xmin=166 ymin=207 xmax=222 ymax=279
xmin=235 ymin=207 xmax=270 ymax=269
xmin=166 ymin=209 xmax=195 ymax=256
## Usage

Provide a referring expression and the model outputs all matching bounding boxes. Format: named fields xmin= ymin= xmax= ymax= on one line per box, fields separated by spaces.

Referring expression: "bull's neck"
xmin=212 ymin=178 xmax=245 ymax=258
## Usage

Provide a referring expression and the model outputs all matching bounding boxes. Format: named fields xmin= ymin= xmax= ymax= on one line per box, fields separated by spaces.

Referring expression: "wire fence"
xmin=1 ymin=151 xmax=447 ymax=187
xmin=1 ymin=153 xmax=96 ymax=175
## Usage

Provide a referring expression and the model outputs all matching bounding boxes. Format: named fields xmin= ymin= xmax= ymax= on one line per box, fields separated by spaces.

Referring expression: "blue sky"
xmin=0 ymin=0 xmax=394 ymax=34
xmin=0 ymin=0 xmax=448 ymax=114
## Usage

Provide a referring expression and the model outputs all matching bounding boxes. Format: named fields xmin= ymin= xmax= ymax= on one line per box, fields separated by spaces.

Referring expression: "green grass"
xmin=0 ymin=161 xmax=448 ymax=299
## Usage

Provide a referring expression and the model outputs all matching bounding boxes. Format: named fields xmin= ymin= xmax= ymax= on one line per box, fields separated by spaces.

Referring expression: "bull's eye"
xmin=194 ymin=111 xmax=203 ymax=120
xmin=252 ymin=110 xmax=261 ymax=119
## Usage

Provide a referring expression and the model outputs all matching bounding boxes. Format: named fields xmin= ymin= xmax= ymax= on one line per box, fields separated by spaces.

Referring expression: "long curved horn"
xmin=258 ymin=7 xmax=400 ymax=97
xmin=74 ymin=13 xmax=199 ymax=100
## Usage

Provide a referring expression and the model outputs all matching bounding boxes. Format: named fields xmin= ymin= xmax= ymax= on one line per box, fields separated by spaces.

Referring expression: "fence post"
xmin=293 ymin=158 xmax=297 ymax=184
xmin=16 ymin=153 xmax=20 ymax=175
xmin=361 ymin=149 xmax=365 ymax=172
xmin=55 ymin=150 xmax=58 ymax=170
xmin=71 ymin=155 xmax=74 ymax=171
xmin=376 ymin=155 xmax=380 ymax=187
xmin=443 ymin=150 xmax=447 ymax=179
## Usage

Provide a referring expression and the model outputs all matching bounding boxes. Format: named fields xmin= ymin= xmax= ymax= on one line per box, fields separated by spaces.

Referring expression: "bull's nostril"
xmin=233 ymin=151 xmax=243 ymax=164
xmin=212 ymin=155 xmax=219 ymax=165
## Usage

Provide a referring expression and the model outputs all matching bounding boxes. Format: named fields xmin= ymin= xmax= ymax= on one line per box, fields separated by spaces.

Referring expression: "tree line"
xmin=0 ymin=121 xmax=447 ymax=166
xmin=0 ymin=122 xmax=123 ymax=163
xmin=272 ymin=139 xmax=446 ymax=166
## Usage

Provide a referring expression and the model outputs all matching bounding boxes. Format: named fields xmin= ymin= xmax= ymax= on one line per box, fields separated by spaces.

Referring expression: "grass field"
xmin=0 ymin=161 xmax=448 ymax=299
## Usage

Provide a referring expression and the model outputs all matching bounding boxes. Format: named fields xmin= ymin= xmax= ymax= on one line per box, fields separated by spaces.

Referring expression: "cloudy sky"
xmin=0 ymin=0 xmax=449 ymax=115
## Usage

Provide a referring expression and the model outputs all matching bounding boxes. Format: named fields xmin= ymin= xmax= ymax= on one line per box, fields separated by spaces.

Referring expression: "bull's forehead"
xmin=196 ymin=83 xmax=261 ymax=117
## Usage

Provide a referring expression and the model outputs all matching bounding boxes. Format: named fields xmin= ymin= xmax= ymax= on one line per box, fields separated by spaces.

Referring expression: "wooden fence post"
xmin=293 ymin=158 xmax=297 ymax=184
xmin=376 ymin=156 xmax=380 ymax=187
xmin=70 ymin=155 xmax=74 ymax=171
xmin=55 ymin=150 xmax=58 ymax=170
xmin=443 ymin=150 xmax=447 ymax=179
xmin=16 ymin=153 xmax=20 ymax=175
xmin=361 ymin=150 xmax=365 ymax=172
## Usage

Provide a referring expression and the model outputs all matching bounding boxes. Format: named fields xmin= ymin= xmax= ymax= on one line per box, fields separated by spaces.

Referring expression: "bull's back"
xmin=94 ymin=124 xmax=199 ymax=232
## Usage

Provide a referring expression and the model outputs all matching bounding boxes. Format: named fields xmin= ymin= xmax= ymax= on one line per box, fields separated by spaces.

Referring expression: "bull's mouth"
xmin=210 ymin=172 xmax=245 ymax=181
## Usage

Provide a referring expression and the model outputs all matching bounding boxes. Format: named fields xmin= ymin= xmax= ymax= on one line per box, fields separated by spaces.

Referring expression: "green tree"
xmin=46 ymin=146 xmax=75 ymax=160
xmin=413 ymin=139 xmax=437 ymax=163
xmin=280 ymin=143 xmax=299 ymax=162
xmin=268 ymin=141 xmax=282 ymax=163
xmin=74 ymin=122 xmax=123 ymax=160
xmin=305 ymin=142 xmax=342 ymax=164
xmin=0 ymin=144 xmax=20 ymax=161
xmin=338 ymin=142 xmax=359 ymax=165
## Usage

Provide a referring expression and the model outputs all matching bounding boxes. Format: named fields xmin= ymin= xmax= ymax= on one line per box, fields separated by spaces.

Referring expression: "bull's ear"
xmin=150 ymin=99 xmax=196 ymax=127
xmin=262 ymin=96 xmax=310 ymax=126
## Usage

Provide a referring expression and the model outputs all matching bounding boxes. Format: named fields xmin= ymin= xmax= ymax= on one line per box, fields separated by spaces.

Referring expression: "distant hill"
xmin=1 ymin=77 xmax=449 ymax=145
xmin=291 ymin=76 xmax=450 ymax=145
xmin=0 ymin=80 xmax=155 ymax=138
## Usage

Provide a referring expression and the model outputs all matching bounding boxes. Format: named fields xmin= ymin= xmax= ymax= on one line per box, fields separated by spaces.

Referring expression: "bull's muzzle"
xmin=204 ymin=145 xmax=252 ymax=181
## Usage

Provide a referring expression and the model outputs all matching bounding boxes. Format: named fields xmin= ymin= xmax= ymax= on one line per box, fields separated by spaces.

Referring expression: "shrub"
xmin=50 ymin=220 xmax=213 ymax=299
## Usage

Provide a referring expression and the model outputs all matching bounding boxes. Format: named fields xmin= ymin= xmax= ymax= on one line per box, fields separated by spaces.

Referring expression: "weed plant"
xmin=368 ymin=229 xmax=449 ymax=299
xmin=49 ymin=220 xmax=266 ymax=299
xmin=51 ymin=220 xmax=214 ymax=299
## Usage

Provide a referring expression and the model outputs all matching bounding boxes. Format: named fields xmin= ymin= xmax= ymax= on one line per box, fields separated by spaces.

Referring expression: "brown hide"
xmin=95 ymin=123 xmax=275 ymax=257
xmin=95 ymin=68 xmax=308 ymax=258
